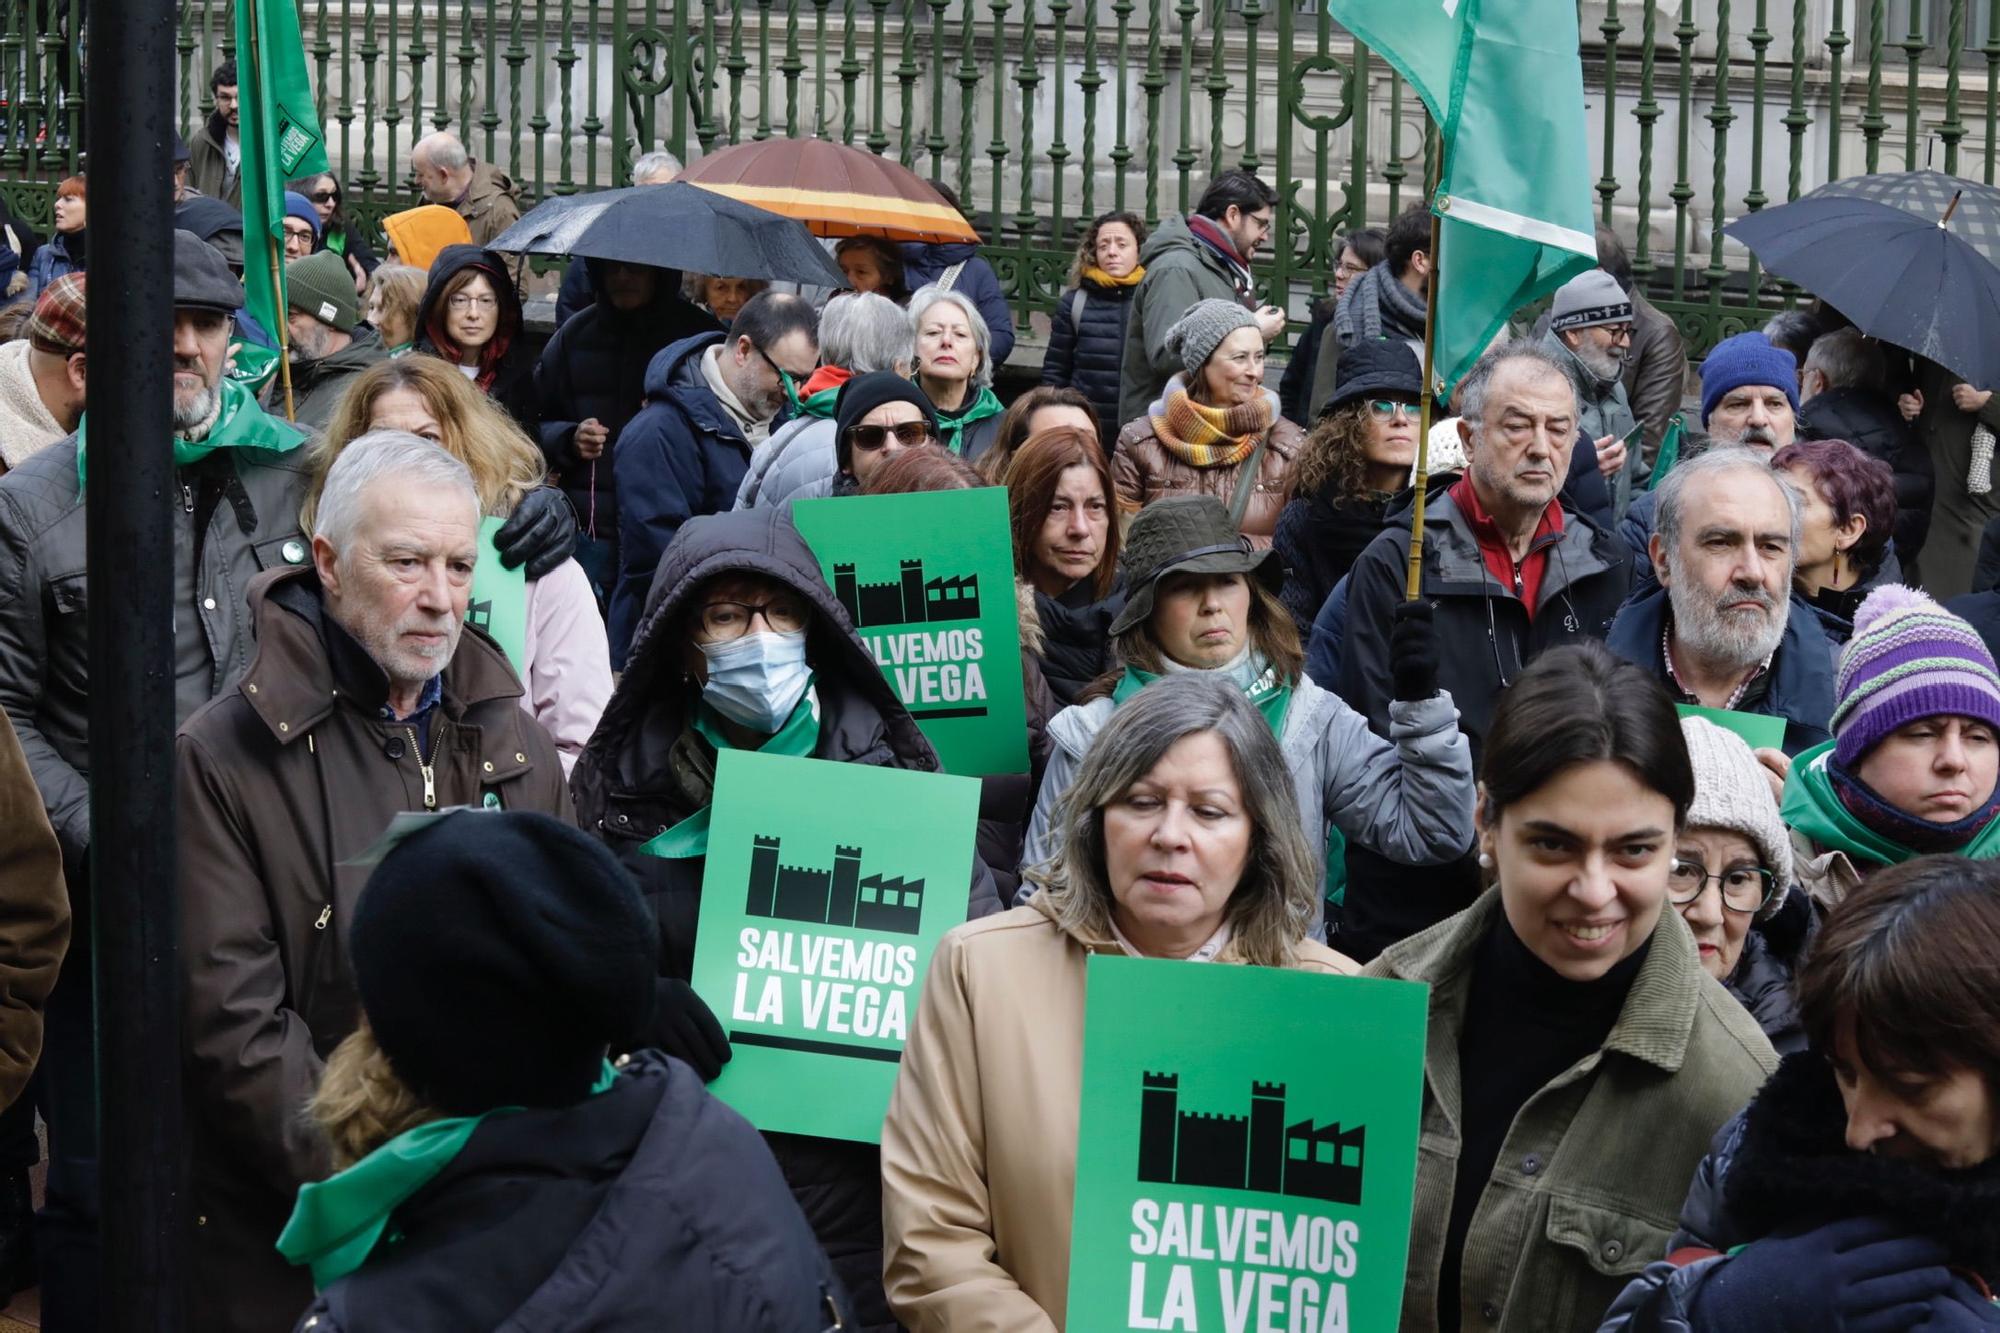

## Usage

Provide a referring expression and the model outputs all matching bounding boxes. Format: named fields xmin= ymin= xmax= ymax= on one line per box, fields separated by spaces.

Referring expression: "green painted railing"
xmin=7 ymin=1 xmax=2000 ymax=355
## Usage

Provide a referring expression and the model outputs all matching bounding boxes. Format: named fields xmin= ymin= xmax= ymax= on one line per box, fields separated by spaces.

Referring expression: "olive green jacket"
xmin=1364 ymin=892 xmax=1777 ymax=1333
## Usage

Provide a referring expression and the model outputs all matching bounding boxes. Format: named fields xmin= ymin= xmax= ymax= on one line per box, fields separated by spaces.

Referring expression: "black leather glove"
xmin=493 ymin=486 xmax=577 ymax=581
xmin=636 ymin=977 xmax=733 ymax=1083
xmin=1389 ymin=599 xmax=1440 ymax=702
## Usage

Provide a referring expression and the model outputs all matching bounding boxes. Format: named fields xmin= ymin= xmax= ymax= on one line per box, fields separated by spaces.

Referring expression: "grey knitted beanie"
xmin=1678 ymin=715 xmax=1795 ymax=918
xmin=1164 ymin=298 xmax=1260 ymax=377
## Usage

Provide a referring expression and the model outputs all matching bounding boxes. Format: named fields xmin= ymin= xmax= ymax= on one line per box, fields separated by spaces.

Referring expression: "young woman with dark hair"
xmin=1368 ymin=641 xmax=1777 ymax=1333
xmin=1602 ymin=854 xmax=2000 ymax=1331
xmin=1042 ymin=210 xmax=1148 ymax=445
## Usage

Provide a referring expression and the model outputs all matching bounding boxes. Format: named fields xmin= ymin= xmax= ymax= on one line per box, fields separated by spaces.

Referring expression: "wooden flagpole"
xmin=1403 ymin=177 xmax=1445 ymax=603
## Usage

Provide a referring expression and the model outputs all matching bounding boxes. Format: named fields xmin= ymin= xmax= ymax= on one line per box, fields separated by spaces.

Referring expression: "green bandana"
xmin=1781 ymin=739 xmax=2000 ymax=867
xmin=1113 ymin=661 xmax=1293 ymax=736
xmin=75 ymin=376 xmax=308 ymax=491
xmin=277 ymin=1060 xmax=620 ymax=1290
xmin=639 ymin=683 xmax=823 ymax=860
xmin=798 ymin=383 xmax=843 ymax=420
xmin=932 ymin=384 xmax=1004 ymax=456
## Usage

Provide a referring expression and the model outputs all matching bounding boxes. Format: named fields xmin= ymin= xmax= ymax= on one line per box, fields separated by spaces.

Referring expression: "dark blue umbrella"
xmin=486 ymin=181 xmax=846 ymax=286
xmin=1725 ymin=191 xmax=2000 ymax=389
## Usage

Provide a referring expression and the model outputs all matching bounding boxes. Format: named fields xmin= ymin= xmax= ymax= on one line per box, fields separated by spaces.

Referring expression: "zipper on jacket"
xmin=180 ymin=483 xmax=195 ymax=514
xmin=404 ymin=726 xmax=437 ymax=809
xmin=313 ymin=905 xmax=331 ymax=930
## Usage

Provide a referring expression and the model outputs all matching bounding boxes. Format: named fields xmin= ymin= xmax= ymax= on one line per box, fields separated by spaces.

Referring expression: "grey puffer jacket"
xmin=1020 ymin=670 xmax=1475 ymax=895
xmin=0 ymin=429 xmax=313 ymax=870
xmin=735 ymin=414 xmax=837 ymax=511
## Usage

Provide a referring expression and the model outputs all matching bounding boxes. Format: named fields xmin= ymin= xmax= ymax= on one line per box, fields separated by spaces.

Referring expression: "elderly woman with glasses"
xmin=572 ymin=502 xmax=1001 ymax=1333
xmin=1673 ymin=715 xmax=1811 ymax=1053
xmin=1274 ymin=338 xmax=1425 ymax=633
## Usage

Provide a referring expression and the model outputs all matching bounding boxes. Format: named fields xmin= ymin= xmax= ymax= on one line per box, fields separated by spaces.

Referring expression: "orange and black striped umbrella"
xmin=678 ymin=138 xmax=980 ymax=244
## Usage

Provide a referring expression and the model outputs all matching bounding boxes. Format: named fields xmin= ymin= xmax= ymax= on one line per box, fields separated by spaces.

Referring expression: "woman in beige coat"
xmin=881 ymin=672 xmax=1356 ymax=1331
xmin=1112 ymin=298 xmax=1300 ymax=547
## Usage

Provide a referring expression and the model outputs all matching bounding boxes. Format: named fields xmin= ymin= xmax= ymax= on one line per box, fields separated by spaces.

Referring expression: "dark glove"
xmin=1389 ymin=599 xmax=1439 ymax=702
xmin=1689 ymin=1216 xmax=1953 ymax=1333
xmin=493 ymin=486 xmax=577 ymax=581
xmin=635 ymin=977 xmax=733 ymax=1083
xmin=1921 ymin=1277 xmax=2000 ymax=1329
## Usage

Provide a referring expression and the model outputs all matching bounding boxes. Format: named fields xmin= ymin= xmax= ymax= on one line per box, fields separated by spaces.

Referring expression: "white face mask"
xmin=699 ymin=629 xmax=811 ymax=733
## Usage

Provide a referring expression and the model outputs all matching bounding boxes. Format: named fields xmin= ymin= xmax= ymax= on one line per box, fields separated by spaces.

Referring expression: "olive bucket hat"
xmin=1109 ymin=495 xmax=1283 ymax=635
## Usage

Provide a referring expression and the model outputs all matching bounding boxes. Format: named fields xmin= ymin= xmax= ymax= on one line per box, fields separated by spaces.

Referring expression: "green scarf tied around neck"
xmin=276 ymin=1059 xmax=622 ymax=1290
xmin=638 ymin=683 xmax=823 ymax=860
xmin=1113 ymin=653 xmax=1293 ymax=737
xmin=932 ymin=384 xmax=1004 ymax=456
xmin=75 ymin=376 xmax=308 ymax=491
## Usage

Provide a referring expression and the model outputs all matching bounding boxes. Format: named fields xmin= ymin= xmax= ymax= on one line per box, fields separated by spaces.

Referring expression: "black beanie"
xmin=349 ymin=810 xmax=659 ymax=1115
xmin=833 ymin=371 xmax=939 ymax=475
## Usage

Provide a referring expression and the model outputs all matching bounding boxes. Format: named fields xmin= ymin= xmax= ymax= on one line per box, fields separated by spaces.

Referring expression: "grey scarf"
xmin=1333 ymin=261 xmax=1428 ymax=347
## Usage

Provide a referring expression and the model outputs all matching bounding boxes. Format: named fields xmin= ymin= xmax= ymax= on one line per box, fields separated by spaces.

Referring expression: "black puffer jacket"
xmin=1041 ymin=277 xmax=1138 ymax=446
xmin=1031 ymin=577 xmax=1127 ymax=706
xmin=1273 ymin=488 xmax=1397 ymax=636
xmin=1721 ymin=889 xmax=1815 ymax=1056
xmin=293 ymin=1052 xmax=850 ymax=1332
xmin=535 ymin=260 xmax=721 ymax=547
xmin=1798 ymin=383 xmax=1934 ymax=563
xmin=570 ymin=505 xmax=1000 ymax=1333
xmin=1599 ymin=1052 xmax=2000 ymax=1330
xmin=413 ymin=244 xmax=539 ymax=429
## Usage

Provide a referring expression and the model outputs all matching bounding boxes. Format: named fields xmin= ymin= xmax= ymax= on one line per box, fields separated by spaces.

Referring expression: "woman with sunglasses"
xmin=288 ymin=172 xmax=379 ymax=292
xmin=1673 ymin=715 xmax=1811 ymax=1053
xmin=572 ymin=501 xmax=1001 ymax=1333
xmin=1274 ymin=338 xmax=1424 ymax=633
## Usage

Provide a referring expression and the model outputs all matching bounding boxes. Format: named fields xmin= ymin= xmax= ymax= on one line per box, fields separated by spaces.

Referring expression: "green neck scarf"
xmin=75 ymin=375 xmax=308 ymax=491
xmin=639 ymin=682 xmax=823 ymax=859
xmin=277 ymin=1059 xmax=620 ymax=1290
xmin=1781 ymin=739 xmax=2000 ymax=867
xmin=799 ymin=383 xmax=843 ymax=420
xmin=930 ymin=383 xmax=1004 ymax=455
xmin=1113 ymin=656 xmax=1293 ymax=737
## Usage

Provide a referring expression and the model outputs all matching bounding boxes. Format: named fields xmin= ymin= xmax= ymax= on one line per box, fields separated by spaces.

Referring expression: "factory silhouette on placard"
xmin=745 ymin=834 xmax=926 ymax=936
xmin=1137 ymin=1072 xmax=1366 ymax=1206
xmin=833 ymin=558 xmax=980 ymax=630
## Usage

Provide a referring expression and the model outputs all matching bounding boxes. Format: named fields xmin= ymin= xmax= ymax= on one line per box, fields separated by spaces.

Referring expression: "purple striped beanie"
xmin=1831 ymin=584 xmax=2000 ymax=769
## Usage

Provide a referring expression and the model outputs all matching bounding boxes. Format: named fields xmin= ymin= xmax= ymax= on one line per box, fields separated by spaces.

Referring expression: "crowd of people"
xmin=0 ymin=103 xmax=1990 ymax=1331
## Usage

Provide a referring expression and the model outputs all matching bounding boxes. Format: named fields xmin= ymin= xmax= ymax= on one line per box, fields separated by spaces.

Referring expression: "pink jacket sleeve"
xmin=520 ymin=558 xmax=613 ymax=775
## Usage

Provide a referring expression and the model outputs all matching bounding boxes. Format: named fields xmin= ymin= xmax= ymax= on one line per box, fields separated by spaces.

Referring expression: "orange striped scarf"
xmin=1151 ymin=386 xmax=1272 ymax=468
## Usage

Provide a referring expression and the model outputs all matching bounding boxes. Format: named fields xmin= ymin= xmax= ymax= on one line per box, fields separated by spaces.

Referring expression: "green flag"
xmin=1649 ymin=414 xmax=1686 ymax=489
xmin=236 ymin=0 xmax=330 ymax=391
xmin=1327 ymin=0 xmax=1597 ymax=390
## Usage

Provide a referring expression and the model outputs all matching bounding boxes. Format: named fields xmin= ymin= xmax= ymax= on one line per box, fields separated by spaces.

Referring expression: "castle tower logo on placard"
xmin=1135 ymin=1072 xmax=1366 ymax=1206
xmin=743 ymin=834 xmax=926 ymax=936
xmin=832 ymin=558 xmax=980 ymax=630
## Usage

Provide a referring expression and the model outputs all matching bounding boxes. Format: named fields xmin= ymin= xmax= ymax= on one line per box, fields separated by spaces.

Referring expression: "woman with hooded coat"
xmin=413 ymin=244 xmax=538 ymax=428
xmin=570 ymin=503 xmax=1001 ymax=1332
xmin=1600 ymin=854 xmax=2000 ymax=1331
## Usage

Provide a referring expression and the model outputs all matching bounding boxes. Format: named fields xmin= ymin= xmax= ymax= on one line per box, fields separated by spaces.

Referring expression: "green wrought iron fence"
xmin=7 ymin=0 xmax=2000 ymax=355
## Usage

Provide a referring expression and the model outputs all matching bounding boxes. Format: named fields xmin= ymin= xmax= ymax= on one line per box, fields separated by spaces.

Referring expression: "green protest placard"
xmin=1067 ymin=955 xmax=1429 ymax=1332
xmin=790 ymin=488 xmax=1028 ymax=776
xmin=1675 ymin=703 xmax=1787 ymax=752
xmin=690 ymin=749 xmax=980 ymax=1143
xmin=466 ymin=515 xmax=528 ymax=674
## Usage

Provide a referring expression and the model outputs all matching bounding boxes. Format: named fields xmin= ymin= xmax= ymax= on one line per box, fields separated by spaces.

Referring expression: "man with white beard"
xmin=1539 ymin=269 xmax=1641 ymax=510
xmin=1605 ymin=446 xmax=1839 ymax=759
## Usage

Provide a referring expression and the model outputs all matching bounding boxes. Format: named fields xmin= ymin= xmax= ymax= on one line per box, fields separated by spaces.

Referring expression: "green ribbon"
xmin=932 ymin=384 xmax=1004 ymax=456
xmin=276 ymin=1060 xmax=620 ymax=1290
xmin=75 ymin=375 xmax=307 ymax=491
xmin=1113 ymin=663 xmax=1293 ymax=736
xmin=639 ymin=683 xmax=823 ymax=860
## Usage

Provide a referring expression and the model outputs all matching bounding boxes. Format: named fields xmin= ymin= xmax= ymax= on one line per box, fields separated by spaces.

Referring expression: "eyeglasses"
xmin=847 ymin=421 xmax=935 ymax=450
xmin=1367 ymin=399 xmax=1418 ymax=421
xmin=309 ymin=189 xmax=339 ymax=204
xmin=447 ymin=294 xmax=498 ymax=313
xmin=1598 ymin=323 xmax=1636 ymax=342
xmin=1667 ymin=859 xmax=1776 ymax=914
xmin=698 ymin=597 xmax=809 ymax=641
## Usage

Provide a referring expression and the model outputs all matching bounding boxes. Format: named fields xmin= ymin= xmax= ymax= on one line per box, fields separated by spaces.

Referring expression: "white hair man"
xmin=175 ymin=430 xmax=572 ymax=1333
xmin=1605 ymin=445 xmax=1837 ymax=759
xmin=410 ymin=129 xmax=522 ymax=247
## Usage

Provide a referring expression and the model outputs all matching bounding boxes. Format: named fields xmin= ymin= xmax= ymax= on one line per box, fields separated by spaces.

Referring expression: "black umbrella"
xmin=1725 ymin=192 xmax=2000 ymax=390
xmin=486 ymin=181 xmax=847 ymax=286
xmin=1807 ymin=168 xmax=2000 ymax=266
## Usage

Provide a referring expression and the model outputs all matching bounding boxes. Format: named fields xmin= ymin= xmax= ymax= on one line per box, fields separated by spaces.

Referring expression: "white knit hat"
xmin=1678 ymin=715 xmax=1794 ymax=918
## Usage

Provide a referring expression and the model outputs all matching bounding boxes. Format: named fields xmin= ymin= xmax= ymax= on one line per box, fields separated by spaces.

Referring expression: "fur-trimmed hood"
xmin=1723 ymin=1051 xmax=2000 ymax=1279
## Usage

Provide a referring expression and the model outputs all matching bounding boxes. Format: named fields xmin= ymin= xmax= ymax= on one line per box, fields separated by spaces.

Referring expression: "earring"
xmin=1477 ymin=852 xmax=1494 ymax=869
